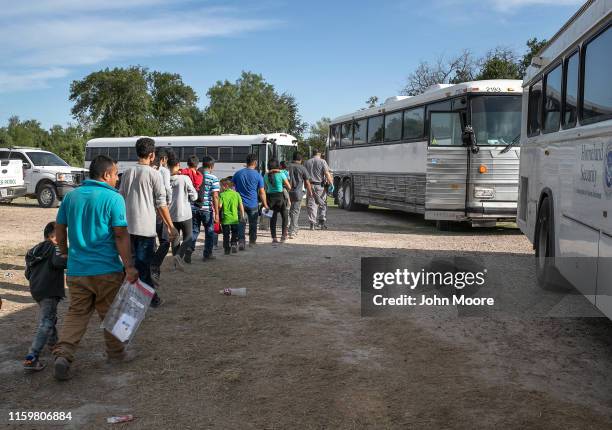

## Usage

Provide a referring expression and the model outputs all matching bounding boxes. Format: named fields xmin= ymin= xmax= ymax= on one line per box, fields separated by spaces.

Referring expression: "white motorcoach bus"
xmin=85 ymin=133 xmax=298 ymax=179
xmin=328 ymin=80 xmax=523 ymax=228
xmin=517 ymin=0 xmax=612 ymax=317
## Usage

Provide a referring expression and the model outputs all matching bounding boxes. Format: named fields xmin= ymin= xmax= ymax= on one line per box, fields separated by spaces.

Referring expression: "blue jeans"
xmin=190 ymin=206 xmax=214 ymax=258
xmin=28 ymin=297 xmax=59 ymax=358
xmin=238 ymin=206 xmax=259 ymax=243
xmin=130 ymin=235 xmax=156 ymax=288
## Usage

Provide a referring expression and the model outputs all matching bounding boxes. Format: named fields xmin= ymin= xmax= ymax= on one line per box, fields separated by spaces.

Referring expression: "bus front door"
xmin=425 ymin=111 xmax=469 ymax=223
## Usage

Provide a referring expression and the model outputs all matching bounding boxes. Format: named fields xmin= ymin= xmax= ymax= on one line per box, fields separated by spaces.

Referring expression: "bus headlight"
xmin=474 ymin=187 xmax=495 ymax=199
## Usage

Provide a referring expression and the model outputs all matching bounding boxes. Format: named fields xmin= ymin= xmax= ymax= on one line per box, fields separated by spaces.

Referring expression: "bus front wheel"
xmin=534 ymin=197 xmax=566 ymax=290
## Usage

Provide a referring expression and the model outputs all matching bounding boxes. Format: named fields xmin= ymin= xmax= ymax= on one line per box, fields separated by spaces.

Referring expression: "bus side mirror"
xmin=462 ymin=125 xmax=479 ymax=154
xmin=462 ymin=125 xmax=475 ymax=146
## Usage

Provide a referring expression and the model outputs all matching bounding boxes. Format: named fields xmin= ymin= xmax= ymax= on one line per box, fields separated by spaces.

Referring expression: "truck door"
xmin=9 ymin=152 xmax=32 ymax=191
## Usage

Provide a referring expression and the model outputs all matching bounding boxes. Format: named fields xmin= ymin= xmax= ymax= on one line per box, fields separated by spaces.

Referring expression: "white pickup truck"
xmin=0 ymin=147 xmax=87 ymax=208
xmin=0 ymin=159 xmax=27 ymax=202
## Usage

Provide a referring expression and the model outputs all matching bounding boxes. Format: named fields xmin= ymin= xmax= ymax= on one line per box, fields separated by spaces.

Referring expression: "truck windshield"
xmin=26 ymin=152 xmax=69 ymax=167
xmin=470 ymin=96 xmax=521 ymax=146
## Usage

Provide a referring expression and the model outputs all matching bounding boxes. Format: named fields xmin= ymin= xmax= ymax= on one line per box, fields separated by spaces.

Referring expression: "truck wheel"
xmin=37 ymin=184 xmax=59 ymax=208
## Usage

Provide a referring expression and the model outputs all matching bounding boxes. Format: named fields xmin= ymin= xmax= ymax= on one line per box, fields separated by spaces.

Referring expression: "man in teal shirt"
xmin=53 ymin=155 xmax=138 ymax=381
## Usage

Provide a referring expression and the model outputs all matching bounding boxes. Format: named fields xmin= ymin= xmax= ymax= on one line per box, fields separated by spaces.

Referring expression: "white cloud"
xmin=0 ymin=68 xmax=70 ymax=93
xmin=0 ymin=2 xmax=275 ymax=93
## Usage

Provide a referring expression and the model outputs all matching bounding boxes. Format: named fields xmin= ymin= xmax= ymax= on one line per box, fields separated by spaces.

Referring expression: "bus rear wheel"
xmin=336 ymin=181 xmax=346 ymax=209
xmin=342 ymin=180 xmax=366 ymax=211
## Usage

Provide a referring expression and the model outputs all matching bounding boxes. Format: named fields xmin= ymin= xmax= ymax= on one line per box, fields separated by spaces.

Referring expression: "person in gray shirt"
xmin=119 ymin=138 xmax=177 ymax=308
xmin=287 ymin=152 xmax=312 ymax=238
xmin=167 ymin=154 xmax=197 ymax=269
xmin=151 ymin=148 xmax=173 ymax=281
xmin=303 ymin=150 xmax=333 ymax=230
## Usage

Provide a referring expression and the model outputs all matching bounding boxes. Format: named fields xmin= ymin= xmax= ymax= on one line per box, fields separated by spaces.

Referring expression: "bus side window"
xmin=182 ymin=147 xmax=195 ymax=162
xmin=219 ymin=147 xmax=232 ymax=162
xmin=341 ymin=122 xmax=353 ymax=146
xmin=429 ymin=112 xmax=462 ymax=146
xmin=353 ymin=119 xmax=367 ymax=145
xmin=563 ymin=51 xmax=579 ymax=128
xmin=582 ymin=24 xmax=612 ymax=124
xmin=119 ymin=147 xmax=130 ymax=162
xmin=85 ymin=147 xmax=92 ymax=161
xmin=108 ymin=147 xmax=119 ymax=161
xmin=527 ymin=80 xmax=543 ymax=136
xmin=543 ymin=63 xmax=562 ymax=134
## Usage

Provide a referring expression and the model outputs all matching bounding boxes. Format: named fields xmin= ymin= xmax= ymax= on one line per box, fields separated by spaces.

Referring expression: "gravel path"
xmin=1 ymin=199 xmax=612 ymax=429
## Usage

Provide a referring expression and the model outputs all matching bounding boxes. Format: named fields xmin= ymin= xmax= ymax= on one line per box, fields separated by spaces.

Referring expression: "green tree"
xmin=0 ymin=117 xmax=87 ymax=166
xmin=203 ymin=71 xmax=307 ymax=138
xmin=366 ymin=96 xmax=379 ymax=108
xmin=148 ymin=71 xmax=198 ymax=135
xmin=476 ymin=47 xmax=521 ymax=80
xmin=302 ymin=117 xmax=330 ymax=156
xmin=520 ymin=38 xmax=548 ymax=77
xmin=70 ymin=66 xmax=153 ymax=137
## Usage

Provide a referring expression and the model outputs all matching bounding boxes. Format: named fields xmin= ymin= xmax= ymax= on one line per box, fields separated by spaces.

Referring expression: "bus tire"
xmin=37 ymin=183 xmax=59 ymax=208
xmin=342 ymin=179 xmax=367 ymax=211
xmin=534 ymin=197 xmax=567 ymax=290
xmin=336 ymin=180 xmax=346 ymax=209
xmin=436 ymin=220 xmax=451 ymax=231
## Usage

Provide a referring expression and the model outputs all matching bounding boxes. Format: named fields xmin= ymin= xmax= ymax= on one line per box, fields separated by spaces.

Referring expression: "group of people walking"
xmin=21 ymin=137 xmax=333 ymax=380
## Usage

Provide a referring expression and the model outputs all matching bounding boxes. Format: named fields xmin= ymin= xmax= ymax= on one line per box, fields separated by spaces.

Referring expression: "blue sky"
xmin=0 ymin=0 xmax=583 ymax=132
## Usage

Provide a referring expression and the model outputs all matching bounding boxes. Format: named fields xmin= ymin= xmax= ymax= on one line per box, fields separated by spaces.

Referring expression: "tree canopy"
xmin=0 ymin=116 xmax=86 ymax=166
xmin=401 ymin=38 xmax=548 ymax=95
xmin=203 ymin=71 xmax=307 ymax=138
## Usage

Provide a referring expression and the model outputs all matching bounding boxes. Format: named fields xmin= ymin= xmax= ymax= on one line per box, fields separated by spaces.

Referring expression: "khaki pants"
xmin=54 ymin=272 xmax=125 ymax=362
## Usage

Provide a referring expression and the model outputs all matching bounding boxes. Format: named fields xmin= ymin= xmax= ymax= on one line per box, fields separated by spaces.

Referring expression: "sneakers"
xmin=272 ymin=238 xmax=280 ymax=244
xmin=202 ymin=255 xmax=216 ymax=261
xmin=231 ymin=245 xmax=238 ymax=254
xmin=238 ymin=240 xmax=246 ymax=251
xmin=319 ymin=221 xmax=328 ymax=230
xmin=183 ymin=253 xmax=192 ymax=264
xmin=280 ymin=236 xmax=287 ymax=243
xmin=309 ymin=223 xmax=315 ymax=230
xmin=150 ymin=293 xmax=163 ymax=308
xmin=53 ymin=356 xmax=71 ymax=381
xmin=173 ymin=255 xmax=186 ymax=272
xmin=106 ymin=349 xmax=137 ymax=365
xmin=23 ymin=355 xmax=46 ymax=373
xmin=248 ymin=240 xmax=257 ymax=247
xmin=224 ymin=248 xmax=231 ymax=255
xmin=151 ymin=266 xmax=161 ymax=283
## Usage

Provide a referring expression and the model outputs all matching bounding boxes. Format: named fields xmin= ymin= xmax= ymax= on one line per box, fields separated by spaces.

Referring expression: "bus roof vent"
xmin=423 ymin=84 xmax=453 ymax=93
xmin=383 ymin=96 xmax=411 ymax=104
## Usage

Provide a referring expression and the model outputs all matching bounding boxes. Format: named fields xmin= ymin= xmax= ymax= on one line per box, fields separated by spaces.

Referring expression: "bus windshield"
xmin=470 ymin=95 xmax=521 ymax=146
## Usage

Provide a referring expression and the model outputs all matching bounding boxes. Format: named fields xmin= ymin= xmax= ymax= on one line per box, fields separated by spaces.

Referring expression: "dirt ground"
xmin=2 ymin=198 xmax=612 ymax=429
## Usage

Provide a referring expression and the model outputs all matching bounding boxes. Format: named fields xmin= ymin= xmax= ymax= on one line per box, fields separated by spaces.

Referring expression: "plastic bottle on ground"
xmin=220 ymin=288 xmax=247 ymax=296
